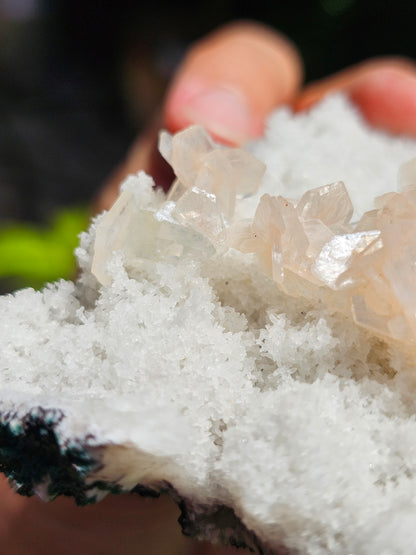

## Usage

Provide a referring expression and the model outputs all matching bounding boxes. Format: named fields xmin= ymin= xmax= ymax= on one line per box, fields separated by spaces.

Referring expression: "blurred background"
xmin=0 ymin=0 xmax=415 ymax=290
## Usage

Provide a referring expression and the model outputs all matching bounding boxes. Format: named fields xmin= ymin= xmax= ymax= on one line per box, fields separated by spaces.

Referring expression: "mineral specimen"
xmin=2 ymin=95 xmax=416 ymax=555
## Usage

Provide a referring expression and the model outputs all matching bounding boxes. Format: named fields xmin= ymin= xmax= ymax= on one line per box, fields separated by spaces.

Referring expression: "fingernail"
xmin=182 ymin=87 xmax=256 ymax=145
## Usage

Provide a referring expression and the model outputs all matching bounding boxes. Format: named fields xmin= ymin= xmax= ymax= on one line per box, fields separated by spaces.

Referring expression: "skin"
xmin=2 ymin=20 xmax=416 ymax=555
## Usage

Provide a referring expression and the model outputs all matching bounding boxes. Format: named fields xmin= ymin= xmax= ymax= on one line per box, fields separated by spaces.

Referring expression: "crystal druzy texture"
xmin=1 ymin=96 xmax=416 ymax=554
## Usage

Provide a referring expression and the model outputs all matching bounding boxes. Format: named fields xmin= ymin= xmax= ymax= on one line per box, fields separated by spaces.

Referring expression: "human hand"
xmin=2 ymin=21 xmax=416 ymax=555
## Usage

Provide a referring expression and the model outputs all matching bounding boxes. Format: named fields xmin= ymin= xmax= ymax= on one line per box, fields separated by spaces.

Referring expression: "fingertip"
xmin=164 ymin=79 xmax=263 ymax=145
xmin=163 ymin=21 xmax=303 ymax=144
xmin=349 ymin=64 xmax=416 ymax=136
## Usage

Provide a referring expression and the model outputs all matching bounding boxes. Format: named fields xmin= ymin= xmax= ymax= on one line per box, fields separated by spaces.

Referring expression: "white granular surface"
xmin=1 ymin=95 xmax=416 ymax=554
xmin=249 ymin=95 xmax=416 ymax=219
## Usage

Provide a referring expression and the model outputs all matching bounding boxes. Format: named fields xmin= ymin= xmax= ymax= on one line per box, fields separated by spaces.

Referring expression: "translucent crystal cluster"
xmin=91 ymin=186 xmax=217 ymax=286
xmin=92 ymin=126 xmax=265 ymax=285
xmin=92 ymin=125 xmax=416 ymax=347
xmin=159 ymin=125 xmax=266 ymax=220
xmin=234 ymin=177 xmax=416 ymax=345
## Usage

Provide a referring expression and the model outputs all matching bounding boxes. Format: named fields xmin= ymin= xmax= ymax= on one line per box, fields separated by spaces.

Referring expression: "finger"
xmin=164 ymin=21 xmax=303 ymax=144
xmin=0 ymin=475 xmax=249 ymax=554
xmin=295 ymin=57 xmax=416 ymax=136
xmin=0 ymin=475 xmax=189 ymax=554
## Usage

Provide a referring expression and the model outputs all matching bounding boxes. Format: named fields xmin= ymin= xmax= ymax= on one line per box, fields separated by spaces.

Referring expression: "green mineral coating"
xmin=0 ymin=408 xmax=101 ymax=506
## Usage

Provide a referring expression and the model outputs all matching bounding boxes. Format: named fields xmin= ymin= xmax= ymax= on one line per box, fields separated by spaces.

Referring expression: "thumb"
xmin=163 ymin=21 xmax=303 ymax=145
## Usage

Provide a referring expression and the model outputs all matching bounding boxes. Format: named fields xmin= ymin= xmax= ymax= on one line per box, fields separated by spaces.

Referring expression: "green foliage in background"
xmin=0 ymin=207 xmax=89 ymax=290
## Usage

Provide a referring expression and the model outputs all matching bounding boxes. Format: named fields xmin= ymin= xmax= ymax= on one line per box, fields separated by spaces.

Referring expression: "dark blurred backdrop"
xmin=0 ymin=0 xmax=415 ymax=223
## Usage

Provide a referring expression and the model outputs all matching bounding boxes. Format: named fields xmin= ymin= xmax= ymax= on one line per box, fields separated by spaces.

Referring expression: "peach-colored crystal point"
xmin=159 ymin=125 xmax=265 ymax=220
